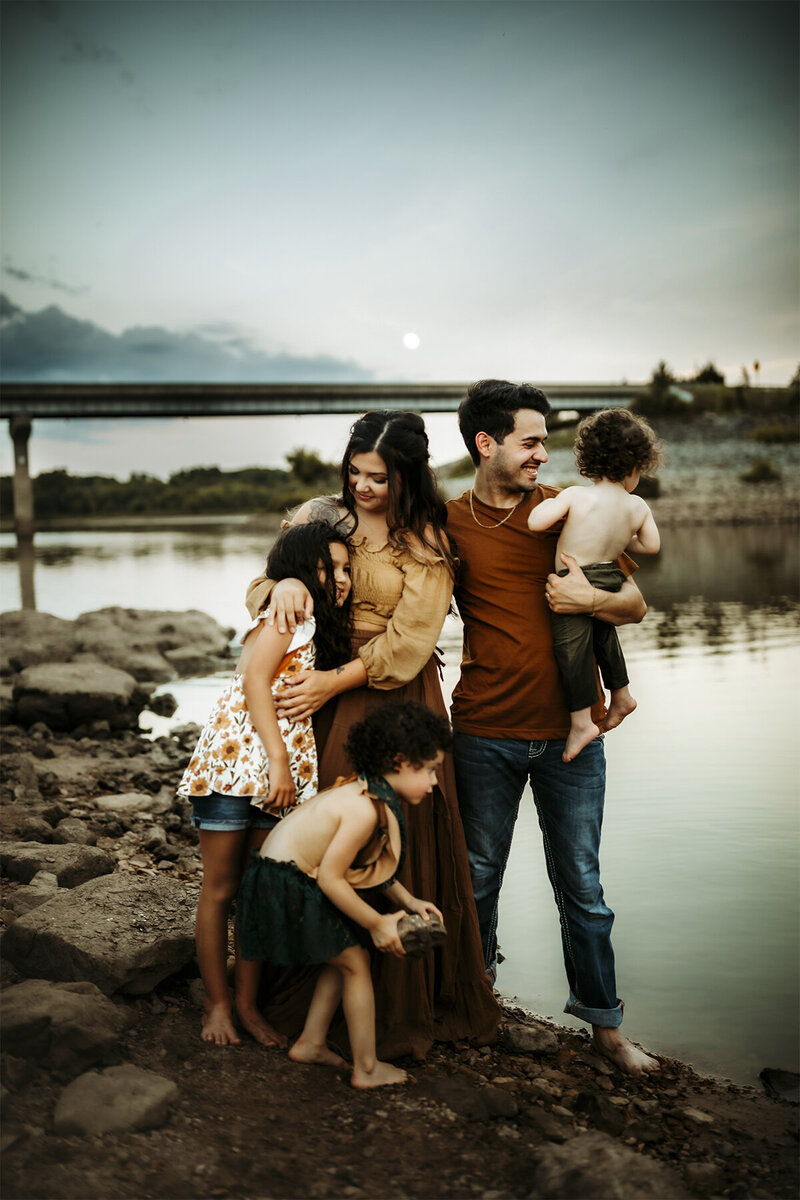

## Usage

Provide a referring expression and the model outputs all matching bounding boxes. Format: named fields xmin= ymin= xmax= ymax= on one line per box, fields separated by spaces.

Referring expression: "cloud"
xmin=0 ymin=295 xmax=374 ymax=383
xmin=3 ymin=259 xmax=88 ymax=297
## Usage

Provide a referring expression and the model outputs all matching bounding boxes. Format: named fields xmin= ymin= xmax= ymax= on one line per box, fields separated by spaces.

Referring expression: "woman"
xmin=246 ymin=410 xmax=500 ymax=1060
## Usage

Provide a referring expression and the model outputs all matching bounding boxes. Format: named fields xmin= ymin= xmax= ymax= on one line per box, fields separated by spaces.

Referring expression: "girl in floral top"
xmin=177 ymin=524 xmax=352 ymax=1048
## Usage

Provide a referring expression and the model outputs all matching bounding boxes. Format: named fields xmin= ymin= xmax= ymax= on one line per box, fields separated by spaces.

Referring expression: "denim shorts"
xmin=190 ymin=791 xmax=279 ymax=833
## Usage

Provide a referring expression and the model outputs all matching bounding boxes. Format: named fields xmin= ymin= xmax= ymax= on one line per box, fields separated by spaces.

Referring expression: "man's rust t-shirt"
xmin=446 ymin=487 xmax=609 ymax=740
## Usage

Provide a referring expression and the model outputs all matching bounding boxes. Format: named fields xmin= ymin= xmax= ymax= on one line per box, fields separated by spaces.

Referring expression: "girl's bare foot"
xmin=592 ymin=1027 xmax=660 ymax=1076
xmin=236 ymin=1004 xmax=288 ymax=1048
xmin=604 ymin=690 xmax=637 ymax=732
xmin=351 ymin=1060 xmax=408 ymax=1089
xmin=563 ymin=720 xmax=600 ymax=763
xmin=289 ymin=1038 xmax=348 ymax=1069
xmin=201 ymin=1003 xmax=241 ymax=1046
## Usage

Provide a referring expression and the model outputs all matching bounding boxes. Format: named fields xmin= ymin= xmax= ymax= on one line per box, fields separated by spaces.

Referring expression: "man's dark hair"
xmin=457 ymin=379 xmax=551 ymax=466
xmin=345 ymin=701 xmax=452 ymax=776
xmin=574 ymin=408 xmax=662 ymax=482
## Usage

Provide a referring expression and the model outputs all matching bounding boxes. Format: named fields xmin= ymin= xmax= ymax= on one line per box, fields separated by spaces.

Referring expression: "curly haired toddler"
xmin=528 ymin=408 xmax=662 ymax=762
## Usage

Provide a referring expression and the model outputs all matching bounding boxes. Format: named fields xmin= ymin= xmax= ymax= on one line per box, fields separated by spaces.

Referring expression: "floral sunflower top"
xmin=177 ymin=616 xmax=318 ymax=813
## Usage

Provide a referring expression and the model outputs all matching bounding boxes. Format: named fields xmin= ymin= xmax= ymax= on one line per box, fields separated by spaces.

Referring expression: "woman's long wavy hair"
xmin=339 ymin=410 xmax=455 ymax=571
xmin=264 ymin=524 xmax=352 ymax=670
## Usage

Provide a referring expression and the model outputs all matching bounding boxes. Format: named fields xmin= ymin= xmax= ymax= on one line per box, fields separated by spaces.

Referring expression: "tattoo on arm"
xmin=335 ymin=666 xmax=345 ymax=675
xmin=307 ymin=497 xmax=354 ymax=532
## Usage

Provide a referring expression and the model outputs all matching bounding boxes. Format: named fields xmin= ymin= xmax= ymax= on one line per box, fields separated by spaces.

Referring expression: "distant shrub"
xmin=633 ymin=475 xmax=661 ymax=499
xmin=748 ymin=424 xmax=799 ymax=445
xmin=435 ymin=454 xmax=474 ymax=481
xmin=741 ymin=458 xmax=782 ymax=484
xmin=691 ymin=362 xmax=726 ymax=384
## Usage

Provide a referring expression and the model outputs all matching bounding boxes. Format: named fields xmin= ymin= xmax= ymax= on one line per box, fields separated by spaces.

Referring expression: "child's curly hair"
xmin=574 ymin=408 xmax=662 ymax=483
xmin=344 ymin=702 xmax=452 ymax=776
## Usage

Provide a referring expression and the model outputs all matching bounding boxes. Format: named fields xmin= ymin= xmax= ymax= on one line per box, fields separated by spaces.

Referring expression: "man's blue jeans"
xmin=453 ymin=732 xmax=623 ymax=1029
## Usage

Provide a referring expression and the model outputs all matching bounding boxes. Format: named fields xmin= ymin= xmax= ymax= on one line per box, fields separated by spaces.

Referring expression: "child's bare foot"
xmin=289 ymin=1038 xmax=348 ymax=1069
xmin=236 ymin=1004 xmax=288 ymax=1048
xmin=592 ymin=1027 xmax=660 ymax=1076
xmin=563 ymin=720 xmax=600 ymax=763
xmin=201 ymin=1003 xmax=241 ymax=1046
xmin=351 ymin=1060 xmax=408 ymax=1089
xmin=603 ymin=689 xmax=637 ymax=732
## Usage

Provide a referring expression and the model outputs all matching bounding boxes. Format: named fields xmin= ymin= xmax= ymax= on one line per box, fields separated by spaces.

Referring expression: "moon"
xmin=402 ymin=332 xmax=420 ymax=350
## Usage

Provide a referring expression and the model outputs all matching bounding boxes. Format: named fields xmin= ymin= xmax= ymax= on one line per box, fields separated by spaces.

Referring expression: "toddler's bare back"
xmin=557 ymin=482 xmax=650 ymax=564
xmin=258 ymin=779 xmax=367 ymax=877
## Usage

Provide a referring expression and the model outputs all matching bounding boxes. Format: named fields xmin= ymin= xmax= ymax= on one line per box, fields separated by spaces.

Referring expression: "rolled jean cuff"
xmin=564 ymin=991 xmax=623 ymax=1029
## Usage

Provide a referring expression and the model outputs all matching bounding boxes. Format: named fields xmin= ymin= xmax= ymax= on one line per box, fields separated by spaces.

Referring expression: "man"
xmin=446 ymin=379 xmax=658 ymax=1075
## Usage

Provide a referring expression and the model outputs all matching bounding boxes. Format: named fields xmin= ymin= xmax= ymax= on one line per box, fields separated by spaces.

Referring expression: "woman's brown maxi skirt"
xmin=257 ymin=634 xmax=500 ymax=1060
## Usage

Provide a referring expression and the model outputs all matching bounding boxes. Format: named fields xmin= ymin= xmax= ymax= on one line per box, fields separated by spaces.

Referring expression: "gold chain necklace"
xmin=468 ymin=489 xmax=521 ymax=529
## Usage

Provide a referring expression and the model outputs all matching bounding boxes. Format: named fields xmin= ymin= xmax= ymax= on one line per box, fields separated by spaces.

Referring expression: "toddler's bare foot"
xmin=604 ymin=690 xmax=637 ymax=732
xmin=235 ymin=1003 xmax=287 ymax=1048
xmin=289 ymin=1038 xmax=348 ymax=1069
xmin=592 ymin=1027 xmax=660 ymax=1076
xmin=201 ymin=1003 xmax=241 ymax=1046
xmin=351 ymin=1060 xmax=408 ymax=1089
xmin=563 ymin=721 xmax=600 ymax=763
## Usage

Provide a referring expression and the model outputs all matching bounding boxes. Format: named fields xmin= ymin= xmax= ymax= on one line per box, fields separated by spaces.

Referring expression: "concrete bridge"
xmin=1 ymin=380 xmax=642 ymax=419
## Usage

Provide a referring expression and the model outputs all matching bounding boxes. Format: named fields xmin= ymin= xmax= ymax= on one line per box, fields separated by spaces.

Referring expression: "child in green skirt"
xmin=237 ymin=701 xmax=450 ymax=1089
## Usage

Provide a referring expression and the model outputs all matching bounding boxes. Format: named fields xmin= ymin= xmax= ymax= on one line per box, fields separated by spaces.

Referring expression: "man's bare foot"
xmin=603 ymin=689 xmax=637 ymax=732
xmin=236 ymin=1004 xmax=288 ymax=1048
xmin=351 ymin=1060 xmax=408 ymax=1089
xmin=592 ymin=1027 xmax=660 ymax=1076
xmin=563 ymin=720 xmax=600 ymax=763
xmin=289 ymin=1038 xmax=348 ymax=1069
xmin=201 ymin=1003 xmax=241 ymax=1046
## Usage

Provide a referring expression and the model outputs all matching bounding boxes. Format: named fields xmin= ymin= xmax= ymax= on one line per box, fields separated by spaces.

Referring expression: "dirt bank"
xmin=1 ymin=722 xmax=797 ymax=1200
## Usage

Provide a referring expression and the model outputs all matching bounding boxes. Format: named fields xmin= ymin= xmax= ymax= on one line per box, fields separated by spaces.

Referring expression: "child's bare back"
xmin=547 ymin=480 xmax=659 ymax=565
xmin=258 ymin=778 xmax=376 ymax=875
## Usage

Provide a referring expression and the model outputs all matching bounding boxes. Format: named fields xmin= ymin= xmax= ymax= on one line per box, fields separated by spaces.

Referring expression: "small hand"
xmin=371 ymin=911 xmax=406 ymax=957
xmin=406 ymin=898 xmax=443 ymax=923
xmin=546 ymin=554 xmax=593 ymax=613
xmin=267 ymin=760 xmax=297 ymax=809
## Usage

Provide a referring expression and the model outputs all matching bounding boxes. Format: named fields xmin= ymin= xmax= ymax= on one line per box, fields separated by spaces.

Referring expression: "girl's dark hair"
xmin=339 ymin=410 xmax=455 ymax=572
xmin=264 ymin=524 xmax=352 ymax=670
xmin=344 ymin=701 xmax=452 ymax=776
xmin=574 ymin=408 xmax=663 ymax=483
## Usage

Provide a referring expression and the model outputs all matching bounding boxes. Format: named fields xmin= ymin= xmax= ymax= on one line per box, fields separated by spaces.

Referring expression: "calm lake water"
xmin=1 ymin=518 xmax=798 ymax=1088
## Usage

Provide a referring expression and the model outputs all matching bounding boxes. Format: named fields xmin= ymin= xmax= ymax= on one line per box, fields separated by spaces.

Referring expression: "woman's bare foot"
xmin=603 ymin=689 xmax=637 ymax=732
xmin=236 ymin=1003 xmax=288 ymax=1048
xmin=351 ymin=1060 xmax=408 ymax=1089
xmin=201 ymin=1003 xmax=241 ymax=1046
xmin=563 ymin=719 xmax=600 ymax=763
xmin=592 ymin=1027 xmax=660 ymax=1076
xmin=289 ymin=1038 xmax=348 ymax=1069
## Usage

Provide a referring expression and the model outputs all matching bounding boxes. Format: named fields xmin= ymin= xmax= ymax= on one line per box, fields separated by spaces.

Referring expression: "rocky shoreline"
xmin=1 ymin=607 xmax=798 ymax=1200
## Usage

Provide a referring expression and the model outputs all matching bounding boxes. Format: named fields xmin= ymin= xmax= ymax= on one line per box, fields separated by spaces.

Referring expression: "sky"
xmin=1 ymin=0 xmax=798 ymax=478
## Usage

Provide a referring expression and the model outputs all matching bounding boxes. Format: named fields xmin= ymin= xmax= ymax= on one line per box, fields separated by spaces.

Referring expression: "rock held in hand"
xmin=397 ymin=913 xmax=447 ymax=959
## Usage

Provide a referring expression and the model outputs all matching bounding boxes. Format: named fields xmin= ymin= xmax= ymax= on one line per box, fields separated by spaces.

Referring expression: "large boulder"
xmin=53 ymin=1064 xmax=178 ymax=1135
xmin=72 ymin=607 xmax=234 ymax=681
xmin=0 ymin=611 xmax=78 ymax=675
xmin=534 ymin=1130 xmax=690 ymax=1199
xmin=1 ymin=872 xmax=196 ymax=995
xmin=0 ymin=841 xmax=115 ymax=886
xmin=0 ymin=979 xmax=134 ymax=1076
xmin=12 ymin=662 xmax=149 ymax=731
xmin=0 ymin=606 xmax=235 ymax=690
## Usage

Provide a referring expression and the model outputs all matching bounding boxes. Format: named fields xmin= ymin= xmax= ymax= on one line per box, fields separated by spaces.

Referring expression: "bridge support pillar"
xmin=9 ymin=414 xmax=36 ymax=609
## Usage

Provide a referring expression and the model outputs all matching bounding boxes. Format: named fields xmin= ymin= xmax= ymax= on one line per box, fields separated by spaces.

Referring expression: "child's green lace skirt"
xmin=237 ymin=851 xmax=371 ymax=964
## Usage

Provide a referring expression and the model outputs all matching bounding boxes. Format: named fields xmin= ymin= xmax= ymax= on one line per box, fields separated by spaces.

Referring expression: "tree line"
xmin=0 ymin=451 xmax=341 ymax=520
